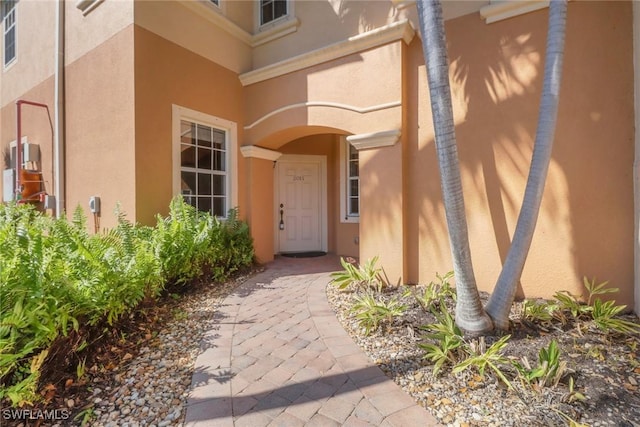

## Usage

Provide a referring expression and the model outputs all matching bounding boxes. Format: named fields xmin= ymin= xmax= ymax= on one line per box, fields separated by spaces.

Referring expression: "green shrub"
xmin=0 ymin=197 xmax=254 ymax=407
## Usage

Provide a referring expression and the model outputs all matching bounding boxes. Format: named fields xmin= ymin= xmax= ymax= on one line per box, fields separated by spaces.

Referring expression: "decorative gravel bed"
xmin=83 ymin=270 xmax=257 ymax=427
xmin=325 ymin=282 xmax=640 ymax=427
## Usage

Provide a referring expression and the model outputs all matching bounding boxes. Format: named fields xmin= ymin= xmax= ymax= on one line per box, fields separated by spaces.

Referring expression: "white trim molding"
xmin=240 ymin=19 xmax=416 ymax=86
xmin=240 ymin=145 xmax=282 ymax=161
xmin=347 ymin=129 xmax=401 ymax=151
xmin=253 ymin=17 xmax=300 ymax=47
xmin=180 ymin=1 xmax=298 ymax=47
xmin=480 ymin=0 xmax=550 ymax=24
xmin=244 ymin=100 xmax=401 ymax=130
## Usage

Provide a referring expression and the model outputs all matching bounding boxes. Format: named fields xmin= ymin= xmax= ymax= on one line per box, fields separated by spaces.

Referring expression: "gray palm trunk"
xmin=485 ymin=0 xmax=568 ymax=330
xmin=416 ymin=0 xmax=493 ymax=334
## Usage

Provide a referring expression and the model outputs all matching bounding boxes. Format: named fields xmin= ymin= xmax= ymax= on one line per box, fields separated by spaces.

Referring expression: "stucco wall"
xmin=65 ymin=0 xmax=134 ymax=67
xmin=133 ymin=25 xmax=246 ymax=226
xmin=404 ymin=1 xmax=634 ymax=304
xmin=64 ymin=25 xmax=137 ymax=229
xmin=0 ymin=0 xmax=56 ymax=104
xmin=133 ymin=0 xmax=252 ymax=74
xmin=244 ymin=41 xmax=404 ymax=148
xmin=251 ymin=0 xmax=484 ymax=69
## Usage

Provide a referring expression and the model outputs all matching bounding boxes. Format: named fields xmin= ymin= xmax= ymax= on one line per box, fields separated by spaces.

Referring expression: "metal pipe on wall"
xmin=54 ymin=0 xmax=65 ymax=217
xmin=15 ymin=100 xmax=49 ymax=200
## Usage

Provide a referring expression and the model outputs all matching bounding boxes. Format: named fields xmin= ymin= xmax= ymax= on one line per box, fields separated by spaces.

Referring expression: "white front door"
xmin=276 ymin=155 xmax=327 ymax=253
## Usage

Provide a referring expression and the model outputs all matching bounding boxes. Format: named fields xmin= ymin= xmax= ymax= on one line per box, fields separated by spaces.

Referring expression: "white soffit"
xmin=240 ymin=145 xmax=282 ymax=161
xmin=239 ymin=19 xmax=416 ymax=86
xmin=480 ymin=1 xmax=550 ymax=24
xmin=347 ymin=129 xmax=401 ymax=150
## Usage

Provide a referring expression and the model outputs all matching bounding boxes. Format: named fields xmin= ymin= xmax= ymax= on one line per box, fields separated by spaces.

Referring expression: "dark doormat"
xmin=280 ymin=251 xmax=327 ymax=258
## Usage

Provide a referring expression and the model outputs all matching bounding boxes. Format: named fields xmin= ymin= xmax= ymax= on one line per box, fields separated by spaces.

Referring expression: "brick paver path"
xmin=184 ymin=255 xmax=440 ymax=426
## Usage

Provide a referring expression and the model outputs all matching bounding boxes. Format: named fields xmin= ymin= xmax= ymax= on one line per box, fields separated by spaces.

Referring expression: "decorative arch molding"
xmin=244 ymin=100 xmax=401 ymax=130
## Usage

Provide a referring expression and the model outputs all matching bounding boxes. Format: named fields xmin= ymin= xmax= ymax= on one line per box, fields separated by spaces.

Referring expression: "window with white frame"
xmin=340 ymin=138 xmax=359 ymax=222
xmin=2 ymin=0 xmax=16 ymax=68
xmin=173 ymin=106 xmax=237 ymax=219
xmin=209 ymin=0 xmax=219 ymax=6
xmin=260 ymin=0 xmax=287 ymax=26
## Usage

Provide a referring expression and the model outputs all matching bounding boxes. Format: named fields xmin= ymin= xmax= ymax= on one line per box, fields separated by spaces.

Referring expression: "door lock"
xmin=279 ymin=203 xmax=285 ymax=230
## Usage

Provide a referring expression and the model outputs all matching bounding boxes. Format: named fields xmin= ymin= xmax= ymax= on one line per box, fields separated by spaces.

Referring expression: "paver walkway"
xmin=184 ymin=255 xmax=440 ymax=426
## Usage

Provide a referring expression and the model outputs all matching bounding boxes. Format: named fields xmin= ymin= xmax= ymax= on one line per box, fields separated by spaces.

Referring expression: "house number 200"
xmin=293 ymin=176 xmax=305 ymax=181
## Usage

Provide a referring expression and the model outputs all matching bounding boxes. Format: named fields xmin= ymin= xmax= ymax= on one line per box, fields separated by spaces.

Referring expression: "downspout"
xmin=54 ymin=0 xmax=65 ymax=217
xmin=634 ymin=1 xmax=640 ymax=315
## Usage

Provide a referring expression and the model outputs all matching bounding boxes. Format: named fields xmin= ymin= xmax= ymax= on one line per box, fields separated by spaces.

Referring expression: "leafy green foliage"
xmin=551 ymin=277 xmax=639 ymax=336
xmin=330 ymin=256 xmax=387 ymax=293
xmin=418 ymin=303 xmax=465 ymax=376
xmin=350 ymin=292 xmax=406 ymax=336
xmin=0 ymin=197 xmax=254 ymax=406
xmin=453 ymin=335 xmax=513 ymax=389
xmin=590 ymin=299 xmax=640 ymax=335
xmin=522 ymin=299 xmax=557 ymax=325
xmin=512 ymin=340 xmax=566 ymax=389
xmin=404 ymin=271 xmax=455 ymax=311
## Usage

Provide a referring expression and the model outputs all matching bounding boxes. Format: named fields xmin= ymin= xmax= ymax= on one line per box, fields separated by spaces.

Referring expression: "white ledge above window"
xmin=480 ymin=1 xmax=550 ymax=24
xmin=254 ymin=17 xmax=300 ymax=47
xmin=76 ymin=0 xmax=104 ymax=15
xmin=240 ymin=145 xmax=282 ymax=161
xmin=347 ymin=129 xmax=401 ymax=151
xmin=240 ymin=20 xmax=415 ymax=86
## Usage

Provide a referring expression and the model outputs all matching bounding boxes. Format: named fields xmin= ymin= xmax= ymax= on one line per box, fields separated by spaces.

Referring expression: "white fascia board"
xmin=240 ymin=145 xmax=282 ymax=161
xmin=347 ymin=129 xmax=401 ymax=151
xmin=480 ymin=1 xmax=550 ymax=24
xmin=239 ymin=19 xmax=416 ymax=86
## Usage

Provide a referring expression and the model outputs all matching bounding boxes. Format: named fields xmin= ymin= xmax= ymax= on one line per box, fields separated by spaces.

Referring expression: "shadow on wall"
xmin=366 ymin=2 xmax=634 ymax=303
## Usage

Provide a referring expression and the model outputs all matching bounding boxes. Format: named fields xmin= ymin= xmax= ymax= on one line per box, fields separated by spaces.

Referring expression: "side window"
xmin=340 ymin=138 xmax=359 ymax=223
xmin=260 ymin=0 xmax=287 ymax=26
xmin=2 ymin=0 xmax=16 ymax=68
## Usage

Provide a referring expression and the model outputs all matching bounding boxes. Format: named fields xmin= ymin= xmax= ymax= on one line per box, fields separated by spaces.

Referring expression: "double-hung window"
xmin=340 ymin=138 xmax=359 ymax=222
xmin=173 ymin=105 xmax=237 ymax=219
xmin=2 ymin=0 xmax=16 ymax=68
xmin=260 ymin=0 xmax=287 ymax=26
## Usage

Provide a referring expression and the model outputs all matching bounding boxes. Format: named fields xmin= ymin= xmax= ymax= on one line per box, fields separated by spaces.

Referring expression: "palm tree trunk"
xmin=416 ymin=0 xmax=493 ymax=335
xmin=486 ymin=0 xmax=568 ymax=330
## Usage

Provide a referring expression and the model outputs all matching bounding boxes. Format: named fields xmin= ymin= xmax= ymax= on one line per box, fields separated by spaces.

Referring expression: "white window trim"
xmin=172 ymin=105 xmax=238 ymax=219
xmin=340 ymin=137 xmax=359 ymax=224
xmin=3 ymin=0 xmax=17 ymax=70
xmin=255 ymin=0 xmax=295 ymax=32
